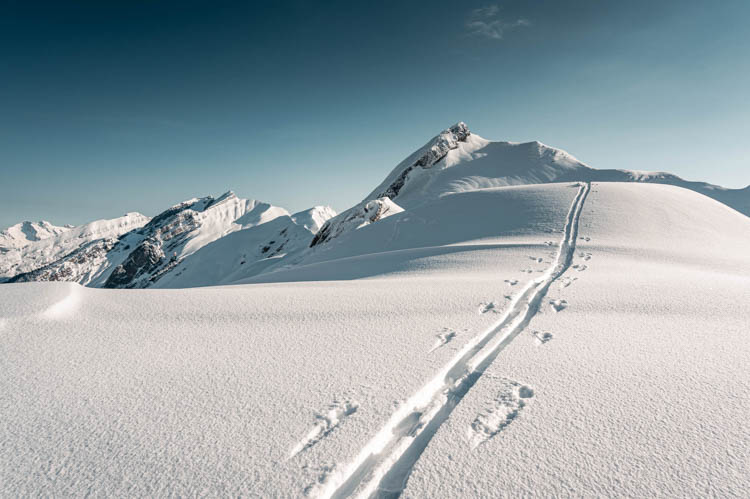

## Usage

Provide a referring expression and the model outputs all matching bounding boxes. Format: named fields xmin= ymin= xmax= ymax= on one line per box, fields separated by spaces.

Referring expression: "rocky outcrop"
xmin=310 ymin=198 xmax=403 ymax=247
xmin=10 ymin=238 xmax=118 ymax=284
xmin=377 ymin=122 xmax=470 ymax=200
xmin=104 ymin=239 xmax=165 ymax=288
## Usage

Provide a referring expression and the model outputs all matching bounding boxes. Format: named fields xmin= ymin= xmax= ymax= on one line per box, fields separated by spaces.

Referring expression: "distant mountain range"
xmin=2 ymin=122 xmax=747 ymax=287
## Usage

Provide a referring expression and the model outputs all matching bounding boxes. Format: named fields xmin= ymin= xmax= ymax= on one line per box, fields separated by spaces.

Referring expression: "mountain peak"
xmin=448 ymin=121 xmax=470 ymax=137
xmin=374 ymin=122 xmax=472 ymax=201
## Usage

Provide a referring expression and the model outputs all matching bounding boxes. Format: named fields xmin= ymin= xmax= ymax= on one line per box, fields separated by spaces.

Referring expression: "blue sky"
xmin=2 ymin=0 xmax=749 ymax=228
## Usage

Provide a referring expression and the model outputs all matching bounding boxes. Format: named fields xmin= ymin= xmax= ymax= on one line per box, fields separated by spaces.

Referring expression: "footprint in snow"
xmin=579 ymin=236 xmax=591 ymax=242
xmin=578 ymin=252 xmax=592 ymax=261
xmin=478 ymin=302 xmax=500 ymax=314
xmin=550 ymin=299 xmax=568 ymax=312
xmin=560 ymin=276 xmax=578 ymax=289
xmin=529 ymin=256 xmax=544 ymax=263
xmin=430 ymin=328 xmax=458 ymax=353
xmin=468 ymin=379 xmax=534 ymax=449
xmin=520 ymin=269 xmax=534 ymax=274
xmin=289 ymin=399 xmax=359 ymax=458
xmin=531 ymin=330 xmax=554 ymax=345
xmin=572 ymin=264 xmax=588 ymax=272
xmin=303 ymin=464 xmax=336 ymax=496
xmin=504 ymin=279 xmax=518 ymax=286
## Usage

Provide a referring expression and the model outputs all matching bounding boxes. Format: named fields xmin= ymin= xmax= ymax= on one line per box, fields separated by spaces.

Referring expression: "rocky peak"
xmin=378 ymin=122 xmax=470 ymax=200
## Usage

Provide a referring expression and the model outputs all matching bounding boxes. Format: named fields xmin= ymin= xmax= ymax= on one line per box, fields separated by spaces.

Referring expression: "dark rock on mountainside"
xmin=104 ymin=239 xmax=165 ymax=288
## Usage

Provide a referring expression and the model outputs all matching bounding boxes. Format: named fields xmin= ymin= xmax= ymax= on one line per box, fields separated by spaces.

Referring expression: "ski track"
xmin=310 ymin=182 xmax=591 ymax=499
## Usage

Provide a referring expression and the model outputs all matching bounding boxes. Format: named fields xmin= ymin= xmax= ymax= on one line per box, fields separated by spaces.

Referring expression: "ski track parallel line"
xmin=315 ymin=182 xmax=591 ymax=499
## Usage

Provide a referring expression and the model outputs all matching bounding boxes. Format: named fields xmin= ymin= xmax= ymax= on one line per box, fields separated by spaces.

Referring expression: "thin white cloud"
xmin=466 ymin=5 xmax=530 ymax=40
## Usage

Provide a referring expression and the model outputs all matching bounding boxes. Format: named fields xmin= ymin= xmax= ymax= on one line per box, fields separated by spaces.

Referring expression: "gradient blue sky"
xmin=2 ymin=0 xmax=749 ymax=228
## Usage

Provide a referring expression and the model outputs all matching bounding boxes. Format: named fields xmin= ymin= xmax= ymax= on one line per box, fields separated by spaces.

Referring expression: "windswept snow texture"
xmin=2 ymin=182 xmax=748 ymax=497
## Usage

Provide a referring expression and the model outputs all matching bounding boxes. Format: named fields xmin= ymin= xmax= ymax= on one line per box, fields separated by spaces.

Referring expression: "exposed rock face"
xmin=308 ymin=123 xmax=472 ymax=250
xmin=305 ymin=123 xmax=469 ymax=250
xmin=378 ymin=122 xmax=470 ymax=200
xmin=310 ymin=198 xmax=403 ymax=247
xmin=104 ymin=239 xmax=165 ymax=288
xmin=10 ymin=238 xmax=117 ymax=284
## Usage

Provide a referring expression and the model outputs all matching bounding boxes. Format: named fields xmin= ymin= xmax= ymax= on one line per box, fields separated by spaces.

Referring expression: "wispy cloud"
xmin=465 ymin=5 xmax=530 ymax=40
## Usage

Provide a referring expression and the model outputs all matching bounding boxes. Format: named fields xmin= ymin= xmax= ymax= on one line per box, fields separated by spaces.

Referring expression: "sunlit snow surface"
xmin=1 ymin=182 xmax=749 ymax=497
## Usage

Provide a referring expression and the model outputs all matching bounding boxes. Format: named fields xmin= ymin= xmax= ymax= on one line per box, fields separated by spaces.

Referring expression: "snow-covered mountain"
xmin=153 ymin=206 xmax=334 ymax=288
xmin=2 ymin=122 xmax=748 ymax=288
xmin=0 ymin=220 xmax=71 ymax=249
xmin=2 ymin=122 xmax=750 ymax=498
xmin=8 ymin=192 xmax=314 ymax=288
xmin=311 ymin=122 xmax=750 ymax=250
xmin=0 ymin=213 xmax=150 ymax=281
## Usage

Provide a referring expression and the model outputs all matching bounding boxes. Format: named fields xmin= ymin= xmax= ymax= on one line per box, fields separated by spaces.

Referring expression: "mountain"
xmin=8 ymin=192 xmax=305 ymax=288
xmin=152 ymin=206 xmax=335 ymax=288
xmin=2 ymin=122 xmax=748 ymax=288
xmin=310 ymin=122 xmax=749 ymax=250
xmin=0 ymin=213 xmax=149 ymax=281
xmin=0 ymin=220 xmax=71 ymax=249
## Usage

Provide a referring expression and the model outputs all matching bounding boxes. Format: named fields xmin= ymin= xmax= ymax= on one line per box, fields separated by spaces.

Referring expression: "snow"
xmin=402 ymin=182 xmax=750 ymax=498
xmin=292 ymin=206 xmax=338 ymax=234
xmin=2 ymin=120 xmax=750 ymax=496
xmin=153 ymin=215 xmax=315 ymax=288
xmin=0 ymin=220 xmax=70 ymax=249
xmin=3 ymin=122 xmax=748 ymax=287
xmin=2 ymin=181 xmax=748 ymax=496
xmin=0 ymin=213 xmax=149 ymax=280
xmin=5 ymin=193 xmax=292 ymax=288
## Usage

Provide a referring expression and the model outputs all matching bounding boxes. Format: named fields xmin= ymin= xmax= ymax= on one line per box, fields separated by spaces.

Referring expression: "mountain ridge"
xmin=2 ymin=121 xmax=748 ymax=287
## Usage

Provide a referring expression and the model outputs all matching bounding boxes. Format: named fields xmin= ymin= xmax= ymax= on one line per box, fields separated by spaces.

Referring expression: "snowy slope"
xmin=1 ymin=182 xmax=748 ymax=497
xmin=153 ymin=207 xmax=335 ymax=288
xmin=93 ymin=192 xmax=288 ymax=288
xmin=402 ymin=182 xmax=750 ymax=498
xmin=292 ymin=205 xmax=337 ymax=233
